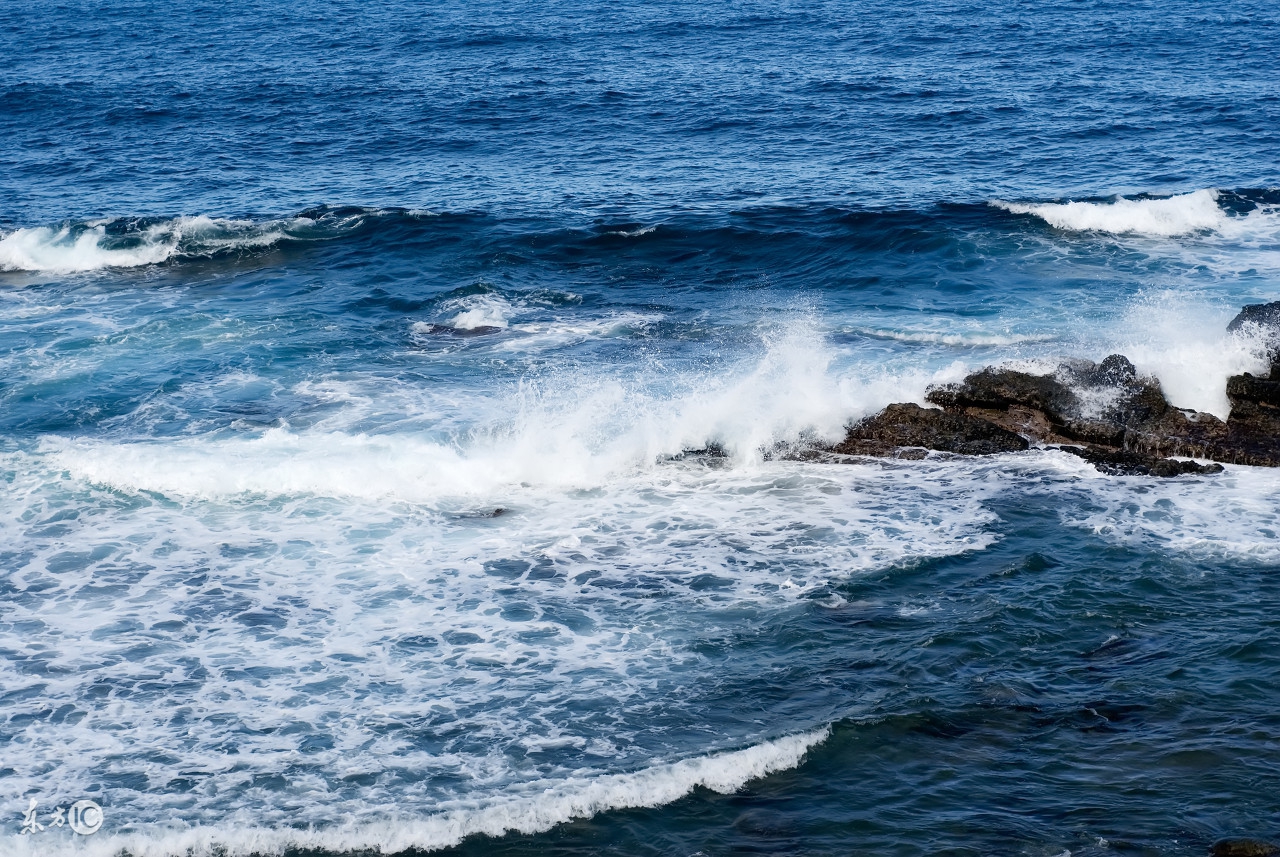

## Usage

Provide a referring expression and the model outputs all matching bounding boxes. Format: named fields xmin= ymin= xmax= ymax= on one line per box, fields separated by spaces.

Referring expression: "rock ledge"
xmin=823 ymin=302 xmax=1280 ymax=477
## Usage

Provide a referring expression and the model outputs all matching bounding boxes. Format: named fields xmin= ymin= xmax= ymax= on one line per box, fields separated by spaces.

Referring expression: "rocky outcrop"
xmin=925 ymin=355 xmax=1230 ymax=464
xmin=1223 ymin=300 xmax=1280 ymax=466
xmin=826 ymin=360 xmax=1226 ymax=476
xmin=832 ymin=403 xmax=1029 ymax=458
xmin=1227 ymin=300 xmax=1280 ymax=338
xmin=1223 ymin=372 xmax=1280 ymax=466
xmin=824 ymin=303 xmax=1280 ymax=476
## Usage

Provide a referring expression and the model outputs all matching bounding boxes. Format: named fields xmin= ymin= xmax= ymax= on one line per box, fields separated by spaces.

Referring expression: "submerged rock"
xmin=418 ymin=323 xmax=505 ymax=337
xmin=1210 ymin=839 xmax=1280 ymax=857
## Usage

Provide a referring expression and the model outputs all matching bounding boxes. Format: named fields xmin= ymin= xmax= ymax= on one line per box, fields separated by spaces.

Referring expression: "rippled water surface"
xmin=2 ymin=1 xmax=1279 ymax=855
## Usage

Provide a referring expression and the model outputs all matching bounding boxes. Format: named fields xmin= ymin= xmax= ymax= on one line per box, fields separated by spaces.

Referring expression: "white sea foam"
xmin=847 ymin=326 xmax=1057 ymax=348
xmin=1094 ymin=291 xmax=1273 ymax=418
xmin=411 ymin=308 xmax=662 ymax=350
xmin=4 ymin=728 xmax=828 ymax=857
xmin=0 ymin=223 xmax=178 ymax=272
xmin=0 ymin=216 xmax=307 ymax=273
xmin=602 ymin=225 xmax=657 ymax=237
xmin=996 ymin=187 xmax=1280 ymax=246
xmin=51 ymin=323 xmax=959 ymax=501
xmin=994 ymin=189 xmax=1229 ymax=237
xmin=3 ymin=433 xmax=990 ymax=854
xmin=1040 ymin=455 xmax=1280 ymax=563
xmin=504 ymin=311 xmax=661 ymax=349
xmin=444 ymin=293 xmax=515 ymax=330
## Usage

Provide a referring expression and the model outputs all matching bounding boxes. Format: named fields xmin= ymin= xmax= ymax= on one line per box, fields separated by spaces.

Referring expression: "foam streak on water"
xmin=7 ymin=727 xmax=829 ymax=857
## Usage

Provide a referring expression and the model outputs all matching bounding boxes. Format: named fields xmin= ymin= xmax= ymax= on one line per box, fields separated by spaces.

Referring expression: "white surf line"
xmin=6 ymin=727 xmax=831 ymax=857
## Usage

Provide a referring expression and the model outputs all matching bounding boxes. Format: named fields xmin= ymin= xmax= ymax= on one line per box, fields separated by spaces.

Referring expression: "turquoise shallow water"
xmin=2 ymin=2 xmax=1280 ymax=855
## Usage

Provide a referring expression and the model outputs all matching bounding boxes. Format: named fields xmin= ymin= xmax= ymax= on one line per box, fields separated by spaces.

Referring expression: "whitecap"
xmin=445 ymin=293 xmax=515 ymax=330
xmin=993 ymin=189 xmax=1229 ymax=238
xmin=846 ymin=326 xmax=1057 ymax=348
xmin=3 ymin=728 xmax=829 ymax=857
xmin=0 ymin=216 xmax=311 ymax=274
xmin=0 ymin=223 xmax=179 ymax=273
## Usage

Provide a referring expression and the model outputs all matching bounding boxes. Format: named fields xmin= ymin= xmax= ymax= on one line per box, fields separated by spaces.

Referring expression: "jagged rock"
xmin=833 ymin=403 xmax=1029 ymax=457
xmin=1227 ymin=300 xmax=1280 ymax=378
xmin=1227 ymin=373 xmax=1280 ymax=408
xmin=829 ymin=355 xmax=1231 ymax=476
xmin=1223 ymin=376 xmax=1280 ymax=466
xmin=924 ymin=356 xmax=1240 ymax=468
xmin=1225 ymin=303 xmax=1280 ymax=465
xmin=926 ymin=355 xmax=1178 ymax=448
xmin=1227 ymin=301 xmax=1280 ymax=334
xmin=823 ymin=302 xmax=1280 ymax=476
xmin=1088 ymin=353 xmax=1139 ymax=385
xmin=1060 ymin=445 xmax=1223 ymax=477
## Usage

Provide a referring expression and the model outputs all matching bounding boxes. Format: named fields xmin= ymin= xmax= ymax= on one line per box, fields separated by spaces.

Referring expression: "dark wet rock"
xmin=1227 ymin=373 xmax=1280 ymax=408
xmin=1059 ymin=445 xmax=1223 ymax=477
xmin=922 ymin=356 xmax=1246 ymax=471
xmin=1210 ymin=839 xmax=1280 ymax=857
xmin=1228 ymin=300 xmax=1280 ymax=377
xmin=1225 ymin=355 xmax=1280 ymax=467
xmin=451 ymin=507 xmax=508 ymax=519
xmin=833 ymin=403 xmax=1028 ymax=457
xmin=1227 ymin=301 xmax=1280 ymax=334
xmin=820 ymin=302 xmax=1280 ymax=475
xmin=926 ymin=355 xmax=1178 ymax=448
xmin=1090 ymin=353 xmax=1139 ymax=385
xmin=666 ymin=443 xmax=731 ymax=464
xmin=829 ymin=355 xmax=1230 ymax=476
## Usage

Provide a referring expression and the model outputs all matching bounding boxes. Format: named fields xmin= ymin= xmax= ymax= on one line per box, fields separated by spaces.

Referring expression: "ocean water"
xmin=2 ymin=2 xmax=1280 ymax=855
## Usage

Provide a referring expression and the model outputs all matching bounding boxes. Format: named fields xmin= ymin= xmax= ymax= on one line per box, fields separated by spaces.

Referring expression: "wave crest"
xmin=993 ymin=189 xmax=1232 ymax=237
xmin=0 ymin=208 xmax=422 ymax=273
xmin=7 ymin=728 xmax=829 ymax=857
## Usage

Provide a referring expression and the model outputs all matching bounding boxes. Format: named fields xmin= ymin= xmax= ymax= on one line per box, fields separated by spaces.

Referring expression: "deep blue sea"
xmin=3 ymin=2 xmax=1280 ymax=855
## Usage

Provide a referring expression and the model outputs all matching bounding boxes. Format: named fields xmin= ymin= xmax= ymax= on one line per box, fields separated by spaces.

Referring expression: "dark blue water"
xmin=2 ymin=2 xmax=1279 ymax=856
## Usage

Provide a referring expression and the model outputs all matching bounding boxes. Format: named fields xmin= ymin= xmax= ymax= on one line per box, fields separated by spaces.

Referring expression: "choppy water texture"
xmin=2 ymin=1 xmax=1280 ymax=856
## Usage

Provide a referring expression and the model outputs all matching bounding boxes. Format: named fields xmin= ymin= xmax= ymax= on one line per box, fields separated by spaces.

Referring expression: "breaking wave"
xmin=0 ymin=208 xmax=426 ymax=273
xmin=992 ymin=188 xmax=1279 ymax=238
xmin=6 ymin=728 xmax=830 ymax=857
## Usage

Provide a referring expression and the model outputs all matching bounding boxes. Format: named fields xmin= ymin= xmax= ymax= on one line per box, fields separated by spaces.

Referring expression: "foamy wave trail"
xmin=847 ymin=326 xmax=1057 ymax=348
xmin=1014 ymin=450 xmax=1280 ymax=565
xmin=994 ymin=189 xmax=1231 ymax=237
xmin=42 ymin=322 xmax=959 ymax=502
xmin=0 ymin=217 xmax=287 ymax=273
xmin=0 ymin=208 xmax=426 ymax=273
xmin=6 ymin=728 xmax=830 ymax=857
